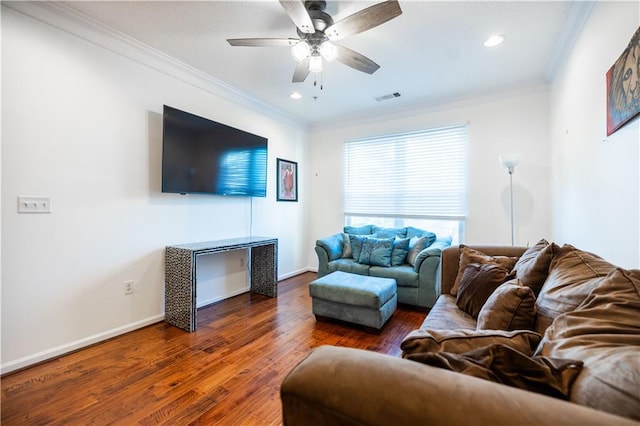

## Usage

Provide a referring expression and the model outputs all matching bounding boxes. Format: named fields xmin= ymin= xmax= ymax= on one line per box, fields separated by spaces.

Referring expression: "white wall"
xmin=1 ymin=6 xmax=308 ymax=372
xmin=550 ymin=1 xmax=639 ymax=268
xmin=307 ymin=88 xmax=553 ymax=266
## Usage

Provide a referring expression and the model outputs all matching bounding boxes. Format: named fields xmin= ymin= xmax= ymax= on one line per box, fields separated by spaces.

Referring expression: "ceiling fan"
xmin=227 ymin=0 xmax=402 ymax=83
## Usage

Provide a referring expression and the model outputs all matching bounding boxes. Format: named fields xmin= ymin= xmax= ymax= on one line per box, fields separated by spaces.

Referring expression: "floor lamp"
xmin=499 ymin=154 xmax=520 ymax=246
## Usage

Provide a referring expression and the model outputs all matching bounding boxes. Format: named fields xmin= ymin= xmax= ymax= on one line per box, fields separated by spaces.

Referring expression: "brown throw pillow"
xmin=511 ymin=239 xmax=558 ymax=295
xmin=477 ymin=280 xmax=537 ymax=331
xmin=536 ymin=268 xmax=640 ymax=420
xmin=401 ymin=328 xmax=542 ymax=357
xmin=405 ymin=344 xmax=583 ymax=400
xmin=451 ymin=246 xmax=518 ymax=296
xmin=456 ymin=263 xmax=512 ymax=318
xmin=534 ymin=244 xmax=617 ymax=334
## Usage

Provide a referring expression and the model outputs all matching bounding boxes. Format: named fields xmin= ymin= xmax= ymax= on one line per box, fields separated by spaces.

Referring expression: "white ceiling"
xmin=56 ymin=0 xmax=591 ymax=127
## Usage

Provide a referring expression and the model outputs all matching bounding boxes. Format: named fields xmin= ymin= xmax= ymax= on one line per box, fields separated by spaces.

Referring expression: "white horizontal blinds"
xmin=344 ymin=125 xmax=467 ymax=219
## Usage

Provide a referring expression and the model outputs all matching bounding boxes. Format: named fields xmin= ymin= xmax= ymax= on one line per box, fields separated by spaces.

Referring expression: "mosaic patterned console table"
xmin=165 ymin=237 xmax=278 ymax=332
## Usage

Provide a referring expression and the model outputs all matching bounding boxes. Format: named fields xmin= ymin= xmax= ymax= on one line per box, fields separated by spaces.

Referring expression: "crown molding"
xmin=545 ymin=1 xmax=596 ymax=81
xmin=309 ymin=83 xmax=551 ymax=133
xmin=3 ymin=1 xmax=307 ymax=131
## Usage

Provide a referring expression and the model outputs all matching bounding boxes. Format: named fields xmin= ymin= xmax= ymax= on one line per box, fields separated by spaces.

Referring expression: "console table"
xmin=165 ymin=237 xmax=278 ymax=332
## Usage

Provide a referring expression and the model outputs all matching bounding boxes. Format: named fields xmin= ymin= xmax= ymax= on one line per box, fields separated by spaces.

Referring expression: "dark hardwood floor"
xmin=1 ymin=272 xmax=426 ymax=425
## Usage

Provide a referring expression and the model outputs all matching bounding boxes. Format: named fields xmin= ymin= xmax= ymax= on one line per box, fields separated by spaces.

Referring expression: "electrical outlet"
xmin=124 ymin=280 xmax=134 ymax=295
xmin=18 ymin=196 xmax=51 ymax=213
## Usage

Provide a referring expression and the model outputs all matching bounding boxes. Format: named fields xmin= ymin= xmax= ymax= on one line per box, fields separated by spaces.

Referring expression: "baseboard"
xmin=2 ymin=269 xmax=319 ymax=374
xmin=279 ymin=267 xmax=316 ymax=280
xmin=1 ymin=314 xmax=164 ymax=375
xmin=196 ymin=286 xmax=250 ymax=309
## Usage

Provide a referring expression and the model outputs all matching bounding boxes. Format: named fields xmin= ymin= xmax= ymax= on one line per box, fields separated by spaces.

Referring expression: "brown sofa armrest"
xmin=441 ymin=245 xmax=528 ymax=295
xmin=281 ymin=346 xmax=636 ymax=426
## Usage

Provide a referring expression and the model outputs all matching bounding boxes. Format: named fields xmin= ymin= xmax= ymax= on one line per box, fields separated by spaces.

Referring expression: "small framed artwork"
xmin=606 ymin=26 xmax=640 ymax=136
xmin=276 ymin=158 xmax=298 ymax=202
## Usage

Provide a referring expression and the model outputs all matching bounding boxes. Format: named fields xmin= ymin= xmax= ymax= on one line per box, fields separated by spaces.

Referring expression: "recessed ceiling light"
xmin=483 ymin=34 xmax=505 ymax=48
xmin=289 ymin=92 xmax=302 ymax=100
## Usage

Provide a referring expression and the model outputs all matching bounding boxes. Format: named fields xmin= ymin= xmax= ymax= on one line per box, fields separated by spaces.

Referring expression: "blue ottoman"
xmin=309 ymin=271 xmax=397 ymax=331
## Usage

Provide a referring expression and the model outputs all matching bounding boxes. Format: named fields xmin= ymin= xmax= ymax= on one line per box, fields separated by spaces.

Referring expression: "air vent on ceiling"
xmin=375 ymin=92 xmax=401 ymax=102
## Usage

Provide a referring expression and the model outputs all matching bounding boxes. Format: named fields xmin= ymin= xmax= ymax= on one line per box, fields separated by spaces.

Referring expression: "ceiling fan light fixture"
xmin=309 ymin=54 xmax=323 ymax=73
xmin=291 ymin=41 xmax=311 ymax=62
xmin=319 ymin=41 xmax=338 ymax=62
xmin=483 ymin=34 xmax=505 ymax=48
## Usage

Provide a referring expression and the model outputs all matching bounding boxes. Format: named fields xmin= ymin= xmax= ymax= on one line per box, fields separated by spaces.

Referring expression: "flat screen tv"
xmin=162 ymin=105 xmax=268 ymax=197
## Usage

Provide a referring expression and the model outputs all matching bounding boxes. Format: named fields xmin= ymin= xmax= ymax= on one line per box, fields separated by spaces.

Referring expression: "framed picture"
xmin=276 ymin=158 xmax=298 ymax=202
xmin=606 ymin=26 xmax=640 ymax=136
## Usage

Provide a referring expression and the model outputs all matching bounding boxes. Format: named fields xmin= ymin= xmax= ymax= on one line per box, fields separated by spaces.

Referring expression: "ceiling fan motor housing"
xmin=297 ymin=1 xmax=333 ymax=40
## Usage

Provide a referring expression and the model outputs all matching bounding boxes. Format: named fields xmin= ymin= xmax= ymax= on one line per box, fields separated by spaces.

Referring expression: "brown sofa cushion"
xmin=534 ymin=244 xmax=617 ymax=334
xmin=451 ymin=246 xmax=518 ymax=296
xmin=401 ymin=329 xmax=542 ymax=357
xmin=406 ymin=344 xmax=583 ymax=400
xmin=477 ymin=280 xmax=536 ymax=331
xmin=420 ymin=295 xmax=477 ymax=330
xmin=511 ymin=239 xmax=558 ymax=295
xmin=456 ymin=263 xmax=512 ymax=318
xmin=536 ymin=268 xmax=640 ymax=420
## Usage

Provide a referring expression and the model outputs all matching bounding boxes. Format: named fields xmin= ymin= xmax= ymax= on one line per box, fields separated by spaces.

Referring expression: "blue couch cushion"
xmin=344 ymin=225 xmax=373 ymax=235
xmin=372 ymin=226 xmax=408 ymax=238
xmin=359 ymin=237 xmax=394 ymax=267
xmin=328 ymin=259 xmax=371 ymax=276
xmin=316 ymin=233 xmax=344 ymax=261
xmin=391 ymin=237 xmax=410 ymax=266
xmin=369 ymin=265 xmax=419 ymax=288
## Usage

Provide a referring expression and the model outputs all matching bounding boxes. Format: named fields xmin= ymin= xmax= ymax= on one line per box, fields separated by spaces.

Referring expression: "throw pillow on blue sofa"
xmin=349 ymin=234 xmax=366 ymax=260
xmin=341 ymin=224 xmax=438 ymax=266
xmin=407 ymin=236 xmax=429 ymax=266
xmin=358 ymin=237 xmax=394 ymax=267
xmin=391 ymin=237 xmax=411 ymax=266
xmin=372 ymin=226 xmax=408 ymax=239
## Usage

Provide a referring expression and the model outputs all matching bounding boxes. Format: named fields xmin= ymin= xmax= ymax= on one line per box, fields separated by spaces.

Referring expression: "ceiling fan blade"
xmin=325 ymin=0 xmax=402 ymax=41
xmin=279 ymin=0 xmax=315 ymax=34
xmin=335 ymin=45 xmax=380 ymax=74
xmin=292 ymin=58 xmax=311 ymax=82
xmin=227 ymin=38 xmax=299 ymax=47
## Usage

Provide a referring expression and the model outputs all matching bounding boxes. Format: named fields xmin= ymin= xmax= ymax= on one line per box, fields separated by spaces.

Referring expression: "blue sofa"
xmin=315 ymin=225 xmax=452 ymax=309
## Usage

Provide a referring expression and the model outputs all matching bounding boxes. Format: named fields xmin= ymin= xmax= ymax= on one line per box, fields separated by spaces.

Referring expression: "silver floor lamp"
xmin=499 ymin=154 xmax=520 ymax=246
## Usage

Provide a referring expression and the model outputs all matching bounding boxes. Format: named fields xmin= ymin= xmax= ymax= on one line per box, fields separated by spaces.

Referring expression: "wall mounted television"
xmin=162 ymin=105 xmax=268 ymax=197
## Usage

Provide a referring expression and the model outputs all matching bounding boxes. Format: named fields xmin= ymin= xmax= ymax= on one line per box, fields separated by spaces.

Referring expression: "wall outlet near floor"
xmin=124 ymin=280 xmax=134 ymax=295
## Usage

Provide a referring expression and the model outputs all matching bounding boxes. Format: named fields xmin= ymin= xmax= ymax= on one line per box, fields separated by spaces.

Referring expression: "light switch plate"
xmin=18 ymin=196 xmax=51 ymax=213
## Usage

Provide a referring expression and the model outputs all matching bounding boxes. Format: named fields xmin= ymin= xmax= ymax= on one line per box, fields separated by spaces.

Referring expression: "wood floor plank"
xmin=1 ymin=272 xmax=426 ymax=425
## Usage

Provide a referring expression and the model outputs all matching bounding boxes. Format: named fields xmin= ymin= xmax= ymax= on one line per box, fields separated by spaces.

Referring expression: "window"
xmin=344 ymin=125 xmax=468 ymax=244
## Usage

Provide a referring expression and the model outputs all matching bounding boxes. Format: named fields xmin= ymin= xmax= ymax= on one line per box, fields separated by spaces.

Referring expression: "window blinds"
xmin=344 ymin=125 xmax=468 ymax=219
